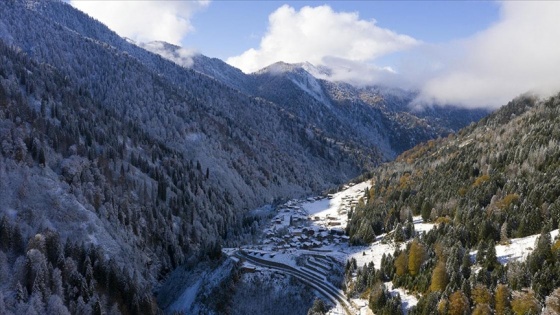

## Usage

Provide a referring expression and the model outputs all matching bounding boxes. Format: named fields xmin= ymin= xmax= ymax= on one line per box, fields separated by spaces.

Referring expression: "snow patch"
xmin=168 ymin=278 xmax=203 ymax=313
xmin=474 ymin=229 xmax=560 ymax=264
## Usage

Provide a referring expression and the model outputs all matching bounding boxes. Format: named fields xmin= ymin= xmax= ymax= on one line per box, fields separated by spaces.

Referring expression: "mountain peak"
xmin=256 ymin=61 xmax=303 ymax=75
xmin=254 ymin=61 xmax=332 ymax=106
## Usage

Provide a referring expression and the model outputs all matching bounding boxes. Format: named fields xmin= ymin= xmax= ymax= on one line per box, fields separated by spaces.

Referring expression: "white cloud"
xmin=69 ymin=1 xmax=209 ymax=45
xmin=416 ymin=1 xmax=560 ymax=109
xmin=311 ymin=56 xmax=401 ymax=87
xmin=227 ymin=5 xmax=419 ymax=74
xmin=139 ymin=41 xmax=197 ymax=68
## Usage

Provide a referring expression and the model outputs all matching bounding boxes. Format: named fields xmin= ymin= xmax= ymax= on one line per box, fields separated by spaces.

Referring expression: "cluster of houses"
xmin=261 ymin=198 xmax=350 ymax=250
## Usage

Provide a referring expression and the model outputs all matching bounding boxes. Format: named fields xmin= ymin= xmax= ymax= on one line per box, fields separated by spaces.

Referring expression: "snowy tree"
xmin=46 ymin=295 xmax=71 ymax=315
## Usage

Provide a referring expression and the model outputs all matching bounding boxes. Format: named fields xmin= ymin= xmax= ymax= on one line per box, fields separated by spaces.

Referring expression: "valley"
xmin=0 ymin=1 xmax=559 ymax=314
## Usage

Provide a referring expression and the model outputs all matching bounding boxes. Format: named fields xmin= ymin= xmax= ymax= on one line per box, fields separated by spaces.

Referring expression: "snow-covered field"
xmin=472 ymin=229 xmax=560 ymax=264
xmin=301 ymin=181 xmax=370 ymax=228
xmin=387 ymin=282 xmax=418 ymax=314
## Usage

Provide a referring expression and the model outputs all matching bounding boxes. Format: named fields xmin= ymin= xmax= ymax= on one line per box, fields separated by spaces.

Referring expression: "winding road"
xmin=233 ymin=250 xmax=355 ymax=315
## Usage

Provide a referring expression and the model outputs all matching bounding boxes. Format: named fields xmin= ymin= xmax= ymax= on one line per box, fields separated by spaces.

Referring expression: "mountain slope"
xmin=0 ymin=0 xmax=491 ymax=313
xmin=145 ymin=42 xmax=488 ymax=159
xmin=186 ymin=57 xmax=489 ymax=158
xmin=344 ymin=92 xmax=560 ymax=313
xmin=1 ymin=0 xmax=386 ymax=209
xmin=0 ymin=0 xmax=383 ymax=313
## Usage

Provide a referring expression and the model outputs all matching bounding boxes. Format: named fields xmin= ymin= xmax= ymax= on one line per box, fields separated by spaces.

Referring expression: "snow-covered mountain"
xmin=157 ymin=46 xmax=489 ymax=157
xmin=0 ymin=0 xmax=489 ymax=314
xmin=254 ymin=61 xmax=332 ymax=106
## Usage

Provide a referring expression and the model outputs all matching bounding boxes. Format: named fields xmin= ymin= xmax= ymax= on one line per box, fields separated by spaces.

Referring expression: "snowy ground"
xmin=387 ymin=282 xmax=418 ymax=314
xmin=340 ymin=216 xmax=435 ymax=270
xmin=338 ymin=215 xmax=434 ymax=315
xmin=225 ymin=177 xmax=560 ymax=315
xmin=301 ymin=181 xmax=370 ymax=229
xmin=224 ymin=179 xmax=439 ymax=315
xmin=472 ymin=229 xmax=560 ymax=264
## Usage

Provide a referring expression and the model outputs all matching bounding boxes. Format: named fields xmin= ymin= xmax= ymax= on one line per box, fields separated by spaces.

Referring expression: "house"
xmin=331 ymin=228 xmax=345 ymax=235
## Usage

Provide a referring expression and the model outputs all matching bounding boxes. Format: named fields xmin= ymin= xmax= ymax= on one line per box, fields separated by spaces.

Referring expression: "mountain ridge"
xmin=0 ymin=0 xmax=493 ymax=314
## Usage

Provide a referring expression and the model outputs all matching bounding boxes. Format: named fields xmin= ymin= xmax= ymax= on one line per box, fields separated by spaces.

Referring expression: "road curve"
xmin=234 ymin=250 xmax=354 ymax=315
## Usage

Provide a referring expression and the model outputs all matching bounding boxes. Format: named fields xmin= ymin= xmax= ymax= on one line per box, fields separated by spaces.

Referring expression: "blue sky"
xmin=70 ymin=1 xmax=560 ymax=108
xmin=185 ymin=1 xmax=500 ymax=60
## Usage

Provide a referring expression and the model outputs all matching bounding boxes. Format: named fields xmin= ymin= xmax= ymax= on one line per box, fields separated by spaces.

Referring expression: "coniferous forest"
xmin=1 ymin=1 xmax=559 ymax=314
xmin=344 ymin=94 xmax=560 ymax=314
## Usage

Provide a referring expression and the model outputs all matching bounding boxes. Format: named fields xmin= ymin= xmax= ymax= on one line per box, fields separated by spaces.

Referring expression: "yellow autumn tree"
xmin=437 ymin=298 xmax=449 ymax=314
xmin=472 ymin=284 xmax=492 ymax=306
xmin=495 ymin=284 xmax=511 ymax=315
xmin=472 ymin=304 xmax=492 ymax=315
xmin=449 ymin=290 xmax=469 ymax=315
xmin=430 ymin=261 xmax=448 ymax=292
xmin=395 ymin=251 xmax=408 ymax=277
xmin=408 ymin=239 xmax=426 ymax=276
xmin=511 ymin=291 xmax=540 ymax=315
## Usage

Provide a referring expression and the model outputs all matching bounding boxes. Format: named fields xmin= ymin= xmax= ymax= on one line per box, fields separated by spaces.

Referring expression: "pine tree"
xmin=47 ymin=295 xmax=71 ymax=315
xmin=308 ymin=298 xmax=328 ymax=315
xmin=394 ymin=223 xmax=406 ymax=242
xmin=460 ymin=253 xmax=471 ymax=280
xmin=500 ymin=222 xmax=509 ymax=244
xmin=15 ymin=281 xmax=28 ymax=303
xmin=38 ymin=148 xmax=46 ymax=166
xmin=0 ymin=292 xmax=9 ymax=315
xmin=476 ymin=241 xmax=486 ymax=265
xmin=484 ymin=240 xmax=498 ymax=271
xmin=421 ymin=201 xmax=432 ymax=222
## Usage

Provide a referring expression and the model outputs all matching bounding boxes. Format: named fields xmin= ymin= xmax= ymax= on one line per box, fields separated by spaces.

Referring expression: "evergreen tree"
xmin=308 ymin=298 xmax=328 ymax=315
xmin=394 ymin=223 xmax=406 ymax=242
xmin=476 ymin=241 xmax=486 ymax=265
xmin=484 ymin=240 xmax=498 ymax=271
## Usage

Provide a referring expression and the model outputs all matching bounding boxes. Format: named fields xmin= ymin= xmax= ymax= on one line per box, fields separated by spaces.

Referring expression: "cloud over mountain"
xmin=416 ymin=1 xmax=560 ymax=108
xmin=227 ymin=5 xmax=418 ymax=74
xmin=70 ymin=0 xmax=210 ymax=45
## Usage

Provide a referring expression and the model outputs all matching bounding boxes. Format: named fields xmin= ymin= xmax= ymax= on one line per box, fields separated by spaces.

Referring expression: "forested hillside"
xmin=1 ymin=0 xmax=385 ymax=212
xmin=156 ymin=47 xmax=489 ymax=160
xmin=0 ymin=1 xmax=381 ymax=313
xmin=0 ymin=38 xmax=234 ymax=313
xmin=0 ymin=1 xmax=493 ymax=314
xmin=345 ymin=93 xmax=560 ymax=314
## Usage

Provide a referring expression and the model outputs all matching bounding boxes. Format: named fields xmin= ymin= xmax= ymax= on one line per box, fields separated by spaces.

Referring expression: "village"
xmin=223 ymin=180 xmax=426 ymax=315
xmin=259 ymin=183 xmax=365 ymax=251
